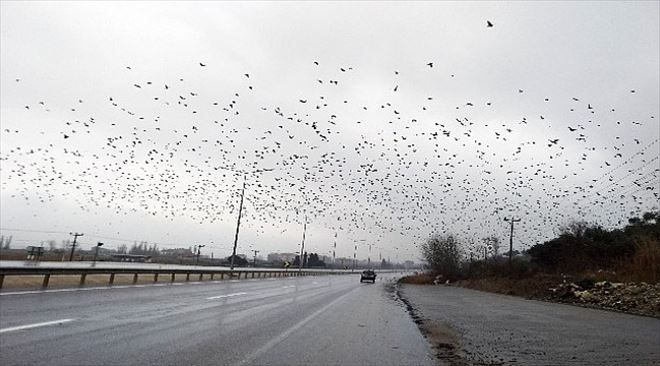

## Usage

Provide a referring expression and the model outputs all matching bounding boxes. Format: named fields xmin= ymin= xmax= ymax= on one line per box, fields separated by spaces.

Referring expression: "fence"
xmin=0 ymin=267 xmax=352 ymax=290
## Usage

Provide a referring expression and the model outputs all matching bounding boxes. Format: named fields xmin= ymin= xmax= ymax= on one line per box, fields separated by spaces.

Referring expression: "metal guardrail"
xmin=0 ymin=267 xmax=354 ymax=290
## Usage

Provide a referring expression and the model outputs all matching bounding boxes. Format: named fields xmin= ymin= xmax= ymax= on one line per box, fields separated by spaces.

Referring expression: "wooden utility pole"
xmin=504 ymin=217 xmax=522 ymax=273
xmin=69 ymin=232 xmax=83 ymax=261
xmin=230 ymin=176 xmax=246 ymax=271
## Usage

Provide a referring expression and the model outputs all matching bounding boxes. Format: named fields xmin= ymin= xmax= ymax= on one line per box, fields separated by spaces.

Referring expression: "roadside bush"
xmin=467 ymin=257 xmax=536 ymax=279
xmin=527 ymin=212 xmax=659 ymax=275
xmin=618 ymin=238 xmax=660 ymax=283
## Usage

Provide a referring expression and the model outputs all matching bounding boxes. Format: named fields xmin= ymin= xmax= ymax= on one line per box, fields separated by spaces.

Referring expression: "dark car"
xmin=360 ymin=270 xmax=376 ymax=283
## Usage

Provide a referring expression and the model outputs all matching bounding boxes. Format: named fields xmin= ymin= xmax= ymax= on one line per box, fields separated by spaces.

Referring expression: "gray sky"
xmin=1 ymin=1 xmax=659 ymax=262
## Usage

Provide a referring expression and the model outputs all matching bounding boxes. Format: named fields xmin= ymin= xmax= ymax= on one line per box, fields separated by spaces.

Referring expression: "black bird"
xmin=487 ymin=20 xmax=494 ymax=27
xmin=199 ymin=62 xmax=206 ymax=67
xmin=427 ymin=62 xmax=433 ymax=68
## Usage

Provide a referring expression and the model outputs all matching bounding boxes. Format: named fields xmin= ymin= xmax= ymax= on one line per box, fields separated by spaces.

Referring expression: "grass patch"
xmin=398 ymin=272 xmax=435 ymax=285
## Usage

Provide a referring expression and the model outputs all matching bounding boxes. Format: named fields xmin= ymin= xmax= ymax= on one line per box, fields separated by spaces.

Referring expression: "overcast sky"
xmin=1 ymin=1 xmax=659 ymax=262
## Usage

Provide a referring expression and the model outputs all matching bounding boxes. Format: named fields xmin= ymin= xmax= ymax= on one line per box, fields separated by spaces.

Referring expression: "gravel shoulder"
xmin=400 ymin=284 xmax=660 ymax=366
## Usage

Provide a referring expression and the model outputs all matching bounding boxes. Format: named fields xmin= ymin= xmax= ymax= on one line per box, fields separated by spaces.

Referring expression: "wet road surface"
xmin=401 ymin=284 xmax=660 ymax=365
xmin=0 ymin=274 xmax=434 ymax=366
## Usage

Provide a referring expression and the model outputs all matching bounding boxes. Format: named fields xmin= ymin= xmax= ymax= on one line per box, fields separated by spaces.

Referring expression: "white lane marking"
xmin=238 ymin=287 xmax=357 ymax=365
xmin=206 ymin=292 xmax=247 ymax=300
xmin=0 ymin=319 xmax=75 ymax=334
xmin=281 ymin=285 xmax=295 ymax=289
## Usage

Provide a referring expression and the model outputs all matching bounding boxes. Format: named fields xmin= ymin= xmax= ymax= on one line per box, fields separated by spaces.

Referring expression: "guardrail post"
xmin=220 ymin=273 xmax=224 ymax=280
xmin=154 ymin=273 xmax=159 ymax=282
xmin=171 ymin=273 xmax=176 ymax=282
xmin=109 ymin=273 xmax=115 ymax=285
xmin=80 ymin=274 xmax=86 ymax=286
xmin=199 ymin=273 xmax=203 ymax=281
xmin=43 ymin=274 xmax=50 ymax=288
xmin=186 ymin=273 xmax=190 ymax=281
xmin=210 ymin=273 xmax=214 ymax=280
xmin=251 ymin=272 xmax=255 ymax=279
xmin=0 ymin=274 xmax=4 ymax=289
xmin=133 ymin=273 xmax=138 ymax=284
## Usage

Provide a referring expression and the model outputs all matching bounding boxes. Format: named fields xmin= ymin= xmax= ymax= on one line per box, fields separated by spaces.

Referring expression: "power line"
xmin=588 ymin=139 xmax=659 ymax=188
xmin=0 ymin=227 xmax=70 ymax=235
xmin=0 ymin=227 xmax=231 ymax=251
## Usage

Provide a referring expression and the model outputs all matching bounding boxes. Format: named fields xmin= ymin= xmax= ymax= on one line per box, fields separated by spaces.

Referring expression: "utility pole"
xmin=299 ymin=217 xmax=307 ymax=272
xmin=252 ymin=249 xmax=260 ymax=267
xmin=504 ymin=217 xmax=522 ymax=273
xmin=69 ymin=232 xmax=83 ymax=261
xmin=230 ymin=176 xmax=246 ymax=271
xmin=196 ymin=244 xmax=205 ymax=265
xmin=483 ymin=246 xmax=487 ymax=262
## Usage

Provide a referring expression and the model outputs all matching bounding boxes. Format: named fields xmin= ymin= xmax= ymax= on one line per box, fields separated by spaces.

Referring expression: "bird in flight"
xmin=487 ymin=20 xmax=494 ymax=28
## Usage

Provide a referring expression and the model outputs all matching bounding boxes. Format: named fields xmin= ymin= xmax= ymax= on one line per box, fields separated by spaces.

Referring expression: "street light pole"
xmin=252 ymin=249 xmax=260 ymax=267
xmin=230 ymin=176 xmax=246 ymax=271
xmin=299 ymin=217 xmax=307 ymax=273
xmin=196 ymin=245 xmax=206 ymax=265
xmin=93 ymin=242 xmax=103 ymax=266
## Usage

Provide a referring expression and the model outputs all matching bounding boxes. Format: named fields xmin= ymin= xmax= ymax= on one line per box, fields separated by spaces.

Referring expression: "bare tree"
xmin=483 ymin=235 xmax=501 ymax=257
xmin=2 ymin=235 xmax=12 ymax=250
xmin=421 ymin=234 xmax=463 ymax=278
xmin=47 ymin=240 xmax=57 ymax=252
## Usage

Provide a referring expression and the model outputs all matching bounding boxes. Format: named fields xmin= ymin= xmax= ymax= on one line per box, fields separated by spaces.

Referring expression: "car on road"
xmin=360 ymin=269 xmax=376 ymax=283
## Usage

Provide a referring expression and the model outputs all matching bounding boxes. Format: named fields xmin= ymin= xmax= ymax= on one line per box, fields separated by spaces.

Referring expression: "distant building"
xmin=110 ymin=254 xmax=152 ymax=262
xmin=267 ymin=252 xmax=298 ymax=263
xmin=161 ymin=248 xmax=194 ymax=257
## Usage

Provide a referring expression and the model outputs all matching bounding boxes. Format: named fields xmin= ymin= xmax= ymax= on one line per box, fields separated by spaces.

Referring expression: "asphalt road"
xmin=0 ymin=273 xmax=435 ymax=366
xmin=401 ymin=284 xmax=660 ymax=365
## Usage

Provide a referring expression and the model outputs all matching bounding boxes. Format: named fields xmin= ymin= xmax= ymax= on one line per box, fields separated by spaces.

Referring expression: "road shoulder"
xmin=399 ymin=283 xmax=660 ymax=366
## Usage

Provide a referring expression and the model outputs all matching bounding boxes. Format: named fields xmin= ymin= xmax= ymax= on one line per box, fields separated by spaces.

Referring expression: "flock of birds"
xmin=1 ymin=44 xmax=659 ymax=257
